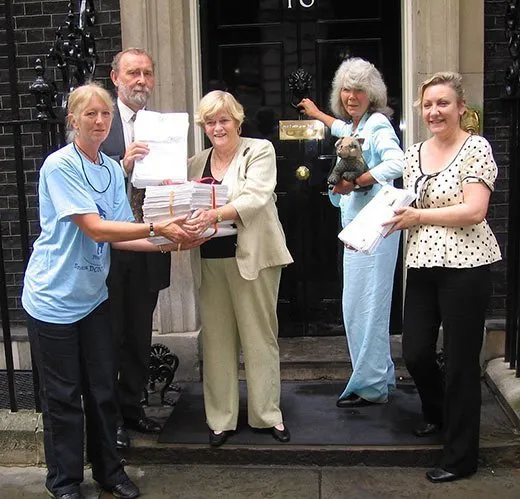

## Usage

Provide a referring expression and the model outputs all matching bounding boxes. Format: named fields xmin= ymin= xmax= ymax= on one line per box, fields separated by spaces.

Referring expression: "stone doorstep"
xmin=119 ymin=440 xmax=520 ymax=469
xmin=0 ymin=410 xmax=43 ymax=466
xmin=2 ymin=364 xmax=520 ymax=468
xmin=1 ymin=328 xmax=518 ymax=467
xmin=3 ymin=326 xmax=506 ymax=372
xmin=485 ymin=358 xmax=520 ymax=429
xmin=1 ymin=365 xmax=519 ymax=468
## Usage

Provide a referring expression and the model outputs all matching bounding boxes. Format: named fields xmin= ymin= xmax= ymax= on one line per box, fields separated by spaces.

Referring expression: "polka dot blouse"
xmin=403 ymin=134 xmax=502 ymax=269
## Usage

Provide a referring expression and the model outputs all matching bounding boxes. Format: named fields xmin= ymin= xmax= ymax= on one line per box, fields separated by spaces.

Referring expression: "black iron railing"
xmin=1 ymin=0 xmax=180 ymax=412
xmin=504 ymin=0 xmax=520 ymax=377
xmin=0 ymin=0 xmax=92 ymax=412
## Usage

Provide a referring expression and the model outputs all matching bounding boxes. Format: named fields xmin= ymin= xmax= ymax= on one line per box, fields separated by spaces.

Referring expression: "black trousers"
xmin=402 ymin=265 xmax=491 ymax=476
xmin=27 ymin=301 xmax=127 ymax=496
xmin=107 ymin=250 xmax=159 ymax=422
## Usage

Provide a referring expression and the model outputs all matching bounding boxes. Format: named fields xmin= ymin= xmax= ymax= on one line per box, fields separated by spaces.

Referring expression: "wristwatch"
xmin=216 ymin=209 xmax=224 ymax=223
xmin=149 ymin=222 xmax=156 ymax=237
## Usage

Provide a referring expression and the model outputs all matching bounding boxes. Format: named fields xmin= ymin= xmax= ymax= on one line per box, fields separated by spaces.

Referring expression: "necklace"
xmin=74 ymin=141 xmax=99 ymax=164
xmin=73 ymin=142 xmax=112 ymax=194
xmin=211 ymin=146 xmax=238 ymax=171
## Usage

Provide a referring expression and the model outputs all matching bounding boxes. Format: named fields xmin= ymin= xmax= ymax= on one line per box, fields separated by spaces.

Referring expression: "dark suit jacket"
xmin=101 ymin=104 xmax=171 ymax=293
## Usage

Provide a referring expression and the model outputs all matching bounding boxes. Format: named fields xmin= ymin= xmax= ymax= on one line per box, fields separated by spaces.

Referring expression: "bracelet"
xmin=216 ymin=209 xmax=224 ymax=223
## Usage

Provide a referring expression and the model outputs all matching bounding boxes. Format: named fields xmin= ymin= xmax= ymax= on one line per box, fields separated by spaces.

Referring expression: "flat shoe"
xmin=270 ymin=425 xmax=290 ymax=442
xmin=123 ymin=416 xmax=161 ymax=434
xmin=209 ymin=429 xmax=233 ymax=447
xmin=336 ymin=396 xmax=378 ymax=408
xmin=414 ymin=422 xmax=442 ymax=437
xmin=45 ymin=489 xmax=84 ymax=499
xmin=426 ymin=467 xmax=471 ymax=483
xmin=102 ymin=478 xmax=140 ymax=498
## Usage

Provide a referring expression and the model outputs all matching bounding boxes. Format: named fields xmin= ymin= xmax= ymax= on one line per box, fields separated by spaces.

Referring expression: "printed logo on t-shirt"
xmin=75 ymin=204 xmax=107 ymax=273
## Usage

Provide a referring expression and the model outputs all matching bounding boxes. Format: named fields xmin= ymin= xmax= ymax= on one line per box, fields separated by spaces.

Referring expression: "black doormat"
xmin=158 ymin=381 xmax=436 ymax=446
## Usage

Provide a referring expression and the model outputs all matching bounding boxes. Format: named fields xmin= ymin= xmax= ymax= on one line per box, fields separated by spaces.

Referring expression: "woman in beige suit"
xmin=185 ymin=90 xmax=293 ymax=446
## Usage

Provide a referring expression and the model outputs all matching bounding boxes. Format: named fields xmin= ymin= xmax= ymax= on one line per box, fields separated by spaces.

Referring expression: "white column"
xmin=119 ymin=0 xmax=202 ymax=381
xmin=411 ymin=0 xmax=460 ymax=142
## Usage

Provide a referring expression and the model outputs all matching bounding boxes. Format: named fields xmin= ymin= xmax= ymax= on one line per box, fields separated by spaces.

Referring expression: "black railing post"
xmin=0 ymin=221 xmax=18 ymax=412
xmin=5 ymin=0 xmax=30 ymax=269
xmin=505 ymin=99 xmax=519 ymax=369
xmin=504 ymin=0 xmax=520 ymax=376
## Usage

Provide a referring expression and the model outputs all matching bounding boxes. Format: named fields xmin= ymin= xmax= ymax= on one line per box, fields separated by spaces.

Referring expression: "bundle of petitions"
xmin=131 ymin=110 xmax=189 ymax=188
xmin=338 ymin=184 xmax=416 ymax=254
xmin=143 ymin=182 xmax=235 ymax=245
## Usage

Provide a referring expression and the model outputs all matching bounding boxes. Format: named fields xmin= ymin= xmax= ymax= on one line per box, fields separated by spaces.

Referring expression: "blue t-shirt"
xmin=22 ymin=143 xmax=134 ymax=323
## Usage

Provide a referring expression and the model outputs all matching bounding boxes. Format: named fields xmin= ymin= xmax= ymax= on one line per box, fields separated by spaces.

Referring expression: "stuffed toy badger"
xmin=327 ymin=136 xmax=372 ymax=192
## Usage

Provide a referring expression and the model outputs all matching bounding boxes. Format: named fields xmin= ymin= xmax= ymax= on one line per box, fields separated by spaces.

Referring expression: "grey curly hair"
xmin=329 ymin=57 xmax=392 ymax=121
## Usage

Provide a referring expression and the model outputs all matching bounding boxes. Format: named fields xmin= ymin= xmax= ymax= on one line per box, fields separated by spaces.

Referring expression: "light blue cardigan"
xmin=328 ymin=112 xmax=404 ymax=224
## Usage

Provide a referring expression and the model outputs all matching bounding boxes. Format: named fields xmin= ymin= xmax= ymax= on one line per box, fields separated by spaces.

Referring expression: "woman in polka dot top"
xmin=386 ymin=71 xmax=501 ymax=484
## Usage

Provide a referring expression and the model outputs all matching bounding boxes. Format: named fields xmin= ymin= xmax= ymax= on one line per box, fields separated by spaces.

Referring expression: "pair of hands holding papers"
xmin=338 ymin=185 xmax=416 ymax=254
xmin=144 ymin=180 xmax=233 ymax=246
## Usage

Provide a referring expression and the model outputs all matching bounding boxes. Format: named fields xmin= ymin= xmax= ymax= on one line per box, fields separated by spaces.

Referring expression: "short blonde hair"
xmin=195 ymin=90 xmax=245 ymax=128
xmin=415 ymin=71 xmax=466 ymax=107
xmin=329 ymin=57 xmax=392 ymax=120
xmin=67 ymin=82 xmax=114 ymax=129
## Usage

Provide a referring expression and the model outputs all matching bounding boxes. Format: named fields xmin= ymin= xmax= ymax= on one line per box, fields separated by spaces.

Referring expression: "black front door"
xmin=200 ymin=0 xmax=402 ymax=336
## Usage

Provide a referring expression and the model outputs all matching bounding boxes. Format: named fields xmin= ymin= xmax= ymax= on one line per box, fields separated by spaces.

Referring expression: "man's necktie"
xmin=128 ymin=113 xmax=146 ymax=222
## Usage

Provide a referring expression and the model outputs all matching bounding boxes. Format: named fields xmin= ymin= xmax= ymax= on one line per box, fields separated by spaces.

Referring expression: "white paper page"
xmin=338 ymin=185 xmax=415 ymax=254
xmin=131 ymin=111 xmax=189 ymax=187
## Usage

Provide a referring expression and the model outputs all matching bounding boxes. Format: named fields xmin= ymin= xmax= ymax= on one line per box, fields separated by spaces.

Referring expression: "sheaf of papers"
xmin=131 ymin=110 xmax=189 ymax=188
xmin=338 ymin=185 xmax=416 ymax=254
xmin=143 ymin=182 xmax=235 ymax=245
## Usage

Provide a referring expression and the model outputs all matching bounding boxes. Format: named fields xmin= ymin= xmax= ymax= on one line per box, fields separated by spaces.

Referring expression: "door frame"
xmin=188 ymin=0 xmax=413 ymax=329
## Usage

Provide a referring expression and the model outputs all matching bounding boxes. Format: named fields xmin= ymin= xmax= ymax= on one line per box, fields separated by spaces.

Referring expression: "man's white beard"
xmin=119 ymin=84 xmax=150 ymax=109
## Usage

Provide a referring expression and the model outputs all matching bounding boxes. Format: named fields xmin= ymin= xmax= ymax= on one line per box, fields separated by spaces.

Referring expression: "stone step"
xmin=240 ymin=335 xmax=409 ymax=381
xmin=2 ymin=333 xmax=517 ymax=471
xmin=123 ymin=438 xmax=520 ymax=469
xmin=122 ymin=377 xmax=520 ymax=470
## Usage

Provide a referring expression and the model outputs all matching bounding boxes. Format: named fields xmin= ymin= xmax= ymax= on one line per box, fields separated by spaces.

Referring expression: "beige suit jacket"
xmin=188 ymin=137 xmax=293 ymax=281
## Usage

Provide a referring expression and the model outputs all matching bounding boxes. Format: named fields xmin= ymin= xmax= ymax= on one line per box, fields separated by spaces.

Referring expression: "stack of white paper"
xmin=338 ymin=185 xmax=416 ymax=254
xmin=131 ymin=110 xmax=189 ymax=188
xmin=143 ymin=182 xmax=233 ymax=244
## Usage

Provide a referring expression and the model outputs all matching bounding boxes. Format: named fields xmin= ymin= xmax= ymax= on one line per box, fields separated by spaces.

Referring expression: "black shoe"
xmin=102 ymin=478 xmax=140 ymax=498
xmin=209 ymin=429 xmax=233 ymax=447
xmin=124 ymin=416 xmax=161 ymax=434
xmin=45 ymin=488 xmax=84 ymax=499
xmin=414 ymin=422 xmax=442 ymax=437
xmin=116 ymin=426 xmax=130 ymax=449
xmin=426 ymin=467 xmax=471 ymax=483
xmin=270 ymin=425 xmax=291 ymax=442
xmin=336 ymin=395 xmax=378 ymax=408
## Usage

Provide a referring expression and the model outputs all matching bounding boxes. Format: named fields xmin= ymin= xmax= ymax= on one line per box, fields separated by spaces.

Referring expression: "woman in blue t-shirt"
xmin=22 ymin=83 xmax=199 ymax=499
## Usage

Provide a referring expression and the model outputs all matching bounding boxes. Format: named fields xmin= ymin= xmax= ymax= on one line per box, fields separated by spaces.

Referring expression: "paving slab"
xmin=1 ymin=464 xmax=520 ymax=498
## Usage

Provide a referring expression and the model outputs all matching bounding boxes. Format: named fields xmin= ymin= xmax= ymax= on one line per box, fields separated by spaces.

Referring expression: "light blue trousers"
xmin=338 ymin=230 xmax=400 ymax=403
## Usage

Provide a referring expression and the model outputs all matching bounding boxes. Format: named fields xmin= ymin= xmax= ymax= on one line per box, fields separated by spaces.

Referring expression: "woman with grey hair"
xmin=299 ymin=57 xmax=404 ymax=408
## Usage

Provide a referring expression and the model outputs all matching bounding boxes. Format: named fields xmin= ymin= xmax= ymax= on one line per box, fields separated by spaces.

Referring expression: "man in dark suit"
xmin=102 ymin=48 xmax=170 ymax=449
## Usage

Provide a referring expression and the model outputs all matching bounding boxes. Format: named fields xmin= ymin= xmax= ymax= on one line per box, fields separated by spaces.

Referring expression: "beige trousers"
xmin=200 ymin=257 xmax=283 ymax=431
